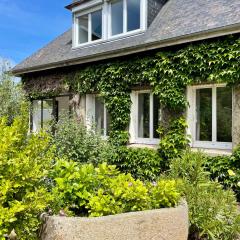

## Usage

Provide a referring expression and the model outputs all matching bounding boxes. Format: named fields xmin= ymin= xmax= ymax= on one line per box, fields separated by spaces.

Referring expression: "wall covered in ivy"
xmin=23 ymin=35 xmax=240 ymax=147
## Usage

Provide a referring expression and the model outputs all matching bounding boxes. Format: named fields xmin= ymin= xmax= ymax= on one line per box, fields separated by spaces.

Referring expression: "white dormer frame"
xmin=73 ymin=4 xmax=106 ymax=47
xmin=108 ymin=0 xmax=147 ymax=39
xmin=72 ymin=0 xmax=147 ymax=48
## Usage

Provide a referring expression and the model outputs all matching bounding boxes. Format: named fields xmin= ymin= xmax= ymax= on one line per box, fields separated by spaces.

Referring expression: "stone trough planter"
xmin=41 ymin=201 xmax=188 ymax=240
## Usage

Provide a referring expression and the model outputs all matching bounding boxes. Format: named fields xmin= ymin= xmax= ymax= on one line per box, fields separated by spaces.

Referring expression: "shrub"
xmin=51 ymin=160 xmax=180 ymax=217
xmin=52 ymin=116 xmax=111 ymax=165
xmin=0 ymin=117 xmax=54 ymax=239
xmin=52 ymin=117 xmax=163 ymax=181
xmin=169 ymin=150 xmax=240 ymax=240
xmin=206 ymin=147 xmax=240 ymax=201
xmin=106 ymin=146 xmax=163 ymax=181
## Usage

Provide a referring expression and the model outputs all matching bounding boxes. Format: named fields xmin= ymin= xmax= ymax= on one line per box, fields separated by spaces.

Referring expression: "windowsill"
xmin=72 ymin=29 xmax=145 ymax=50
xmin=129 ymin=138 xmax=160 ymax=145
xmin=191 ymin=148 xmax=232 ymax=156
xmin=192 ymin=141 xmax=232 ymax=150
xmin=127 ymin=143 xmax=233 ymax=156
xmin=128 ymin=143 xmax=158 ymax=149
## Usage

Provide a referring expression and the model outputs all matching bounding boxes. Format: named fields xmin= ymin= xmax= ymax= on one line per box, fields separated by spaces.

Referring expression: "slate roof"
xmin=13 ymin=0 xmax=240 ymax=75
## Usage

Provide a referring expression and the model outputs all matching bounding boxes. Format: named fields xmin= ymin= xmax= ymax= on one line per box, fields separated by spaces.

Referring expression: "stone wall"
xmin=23 ymin=70 xmax=70 ymax=96
xmin=232 ymin=86 xmax=240 ymax=148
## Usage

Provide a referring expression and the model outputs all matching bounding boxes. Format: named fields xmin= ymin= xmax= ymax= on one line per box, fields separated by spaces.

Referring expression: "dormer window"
xmin=110 ymin=0 xmax=141 ymax=36
xmin=77 ymin=8 xmax=103 ymax=44
xmin=72 ymin=0 xmax=146 ymax=47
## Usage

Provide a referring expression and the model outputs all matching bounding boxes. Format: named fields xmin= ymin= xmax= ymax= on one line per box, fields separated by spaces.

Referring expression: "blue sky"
xmin=0 ymin=0 xmax=71 ymax=65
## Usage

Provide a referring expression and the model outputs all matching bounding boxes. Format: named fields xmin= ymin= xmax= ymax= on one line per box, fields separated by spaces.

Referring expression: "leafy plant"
xmin=206 ymin=146 xmax=240 ymax=201
xmin=0 ymin=117 xmax=54 ymax=239
xmin=88 ymin=173 xmax=150 ymax=217
xmin=169 ymin=150 xmax=240 ymax=240
xmin=51 ymin=160 xmax=181 ymax=217
xmin=106 ymin=146 xmax=163 ymax=181
xmin=52 ymin=116 xmax=111 ymax=165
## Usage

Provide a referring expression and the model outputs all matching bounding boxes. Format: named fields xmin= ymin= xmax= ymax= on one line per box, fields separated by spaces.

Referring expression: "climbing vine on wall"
xmin=26 ymin=35 xmax=240 ymax=147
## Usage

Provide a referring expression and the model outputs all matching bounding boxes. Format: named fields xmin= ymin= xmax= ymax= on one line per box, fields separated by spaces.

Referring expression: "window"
xmin=32 ymin=96 xmax=70 ymax=132
xmin=95 ymin=96 xmax=111 ymax=136
xmin=77 ymin=9 xmax=102 ymax=44
xmin=110 ymin=0 xmax=141 ymax=36
xmin=130 ymin=91 xmax=161 ymax=144
xmin=111 ymin=0 xmax=123 ymax=35
xmin=127 ymin=0 xmax=141 ymax=31
xmin=86 ymin=95 xmax=111 ymax=137
xmin=188 ymin=84 xmax=232 ymax=149
xmin=73 ymin=0 xmax=146 ymax=47
xmin=32 ymin=99 xmax=54 ymax=132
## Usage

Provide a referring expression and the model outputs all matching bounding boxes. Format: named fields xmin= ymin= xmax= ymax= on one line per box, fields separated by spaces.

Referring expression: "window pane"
xmin=32 ymin=100 xmax=42 ymax=132
xmin=127 ymin=0 xmax=140 ymax=31
xmin=111 ymin=0 xmax=123 ymax=35
xmin=95 ymin=96 xmax=104 ymax=134
xmin=153 ymin=95 xmax=161 ymax=138
xmin=196 ymin=88 xmax=212 ymax=141
xmin=217 ymin=87 xmax=232 ymax=142
xmin=56 ymin=96 xmax=69 ymax=121
xmin=91 ymin=10 xmax=102 ymax=41
xmin=138 ymin=93 xmax=150 ymax=138
xmin=42 ymin=100 xmax=53 ymax=130
xmin=78 ymin=14 xmax=88 ymax=44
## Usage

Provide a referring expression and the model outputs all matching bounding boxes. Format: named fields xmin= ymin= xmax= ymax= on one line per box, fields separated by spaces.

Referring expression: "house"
xmin=12 ymin=0 xmax=240 ymax=154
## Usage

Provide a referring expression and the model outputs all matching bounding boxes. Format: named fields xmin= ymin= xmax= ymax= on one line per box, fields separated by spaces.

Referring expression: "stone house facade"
xmin=12 ymin=0 xmax=240 ymax=154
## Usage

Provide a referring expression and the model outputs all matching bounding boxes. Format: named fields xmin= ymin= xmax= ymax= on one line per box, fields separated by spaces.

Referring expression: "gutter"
xmin=12 ymin=23 xmax=240 ymax=76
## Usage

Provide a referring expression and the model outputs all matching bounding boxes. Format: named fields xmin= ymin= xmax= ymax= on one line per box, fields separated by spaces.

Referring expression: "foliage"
xmin=206 ymin=146 xmax=240 ymax=201
xmin=0 ymin=59 xmax=27 ymax=125
xmin=169 ymin=150 xmax=240 ymax=240
xmin=0 ymin=117 xmax=55 ymax=239
xmin=51 ymin=160 xmax=181 ymax=217
xmin=60 ymin=35 xmax=240 ymax=145
xmin=106 ymin=146 xmax=162 ymax=181
xmin=158 ymin=117 xmax=190 ymax=169
xmin=52 ymin=116 xmax=112 ymax=165
xmin=109 ymin=130 xmax=129 ymax=146
xmin=25 ymin=35 xmax=240 ymax=148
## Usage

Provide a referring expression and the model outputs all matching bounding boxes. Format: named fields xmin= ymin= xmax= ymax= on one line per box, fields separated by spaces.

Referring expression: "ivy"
xmin=29 ymin=35 xmax=240 ymax=145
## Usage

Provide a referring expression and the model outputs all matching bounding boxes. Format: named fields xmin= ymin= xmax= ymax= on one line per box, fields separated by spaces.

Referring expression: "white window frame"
xmin=129 ymin=90 xmax=160 ymax=145
xmin=187 ymin=84 xmax=233 ymax=150
xmin=108 ymin=0 xmax=147 ymax=38
xmin=86 ymin=94 xmax=109 ymax=137
xmin=73 ymin=0 xmax=147 ymax=47
xmin=74 ymin=6 xmax=104 ymax=47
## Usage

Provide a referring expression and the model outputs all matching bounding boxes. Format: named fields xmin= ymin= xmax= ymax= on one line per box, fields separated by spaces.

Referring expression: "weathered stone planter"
xmin=41 ymin=201 xmax=188 ymax=240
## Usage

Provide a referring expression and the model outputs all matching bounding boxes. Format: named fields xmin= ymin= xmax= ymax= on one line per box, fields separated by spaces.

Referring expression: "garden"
xmin=1 ymin=35 xmax=240 ymax=240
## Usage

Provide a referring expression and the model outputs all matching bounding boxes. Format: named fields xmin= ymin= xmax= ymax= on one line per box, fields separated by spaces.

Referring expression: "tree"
xmin=0 ymin=58 xmax=27 ymax=124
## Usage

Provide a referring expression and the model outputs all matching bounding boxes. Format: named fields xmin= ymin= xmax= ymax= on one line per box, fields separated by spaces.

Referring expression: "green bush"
xmin=0 ymin=117 xmax=54 ymax=239
xmin=169 ymin=150 xmax=240 ymax=240
xmin=206 ymin=147 xmax=240 ymax=201
xmin=106 ymin=146 xmax=163 ymax=181
xmin=52 ymin=117 xmax=111 ymax=165
xmin=51 ymin=160 xmax=180 ymax=217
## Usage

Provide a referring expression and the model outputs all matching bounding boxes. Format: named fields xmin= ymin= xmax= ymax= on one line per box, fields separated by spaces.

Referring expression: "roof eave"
xmin=12 ymin=23 xmax=240 ymax=77
xmin=65 ymin=0 xmax=90 ymax=10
